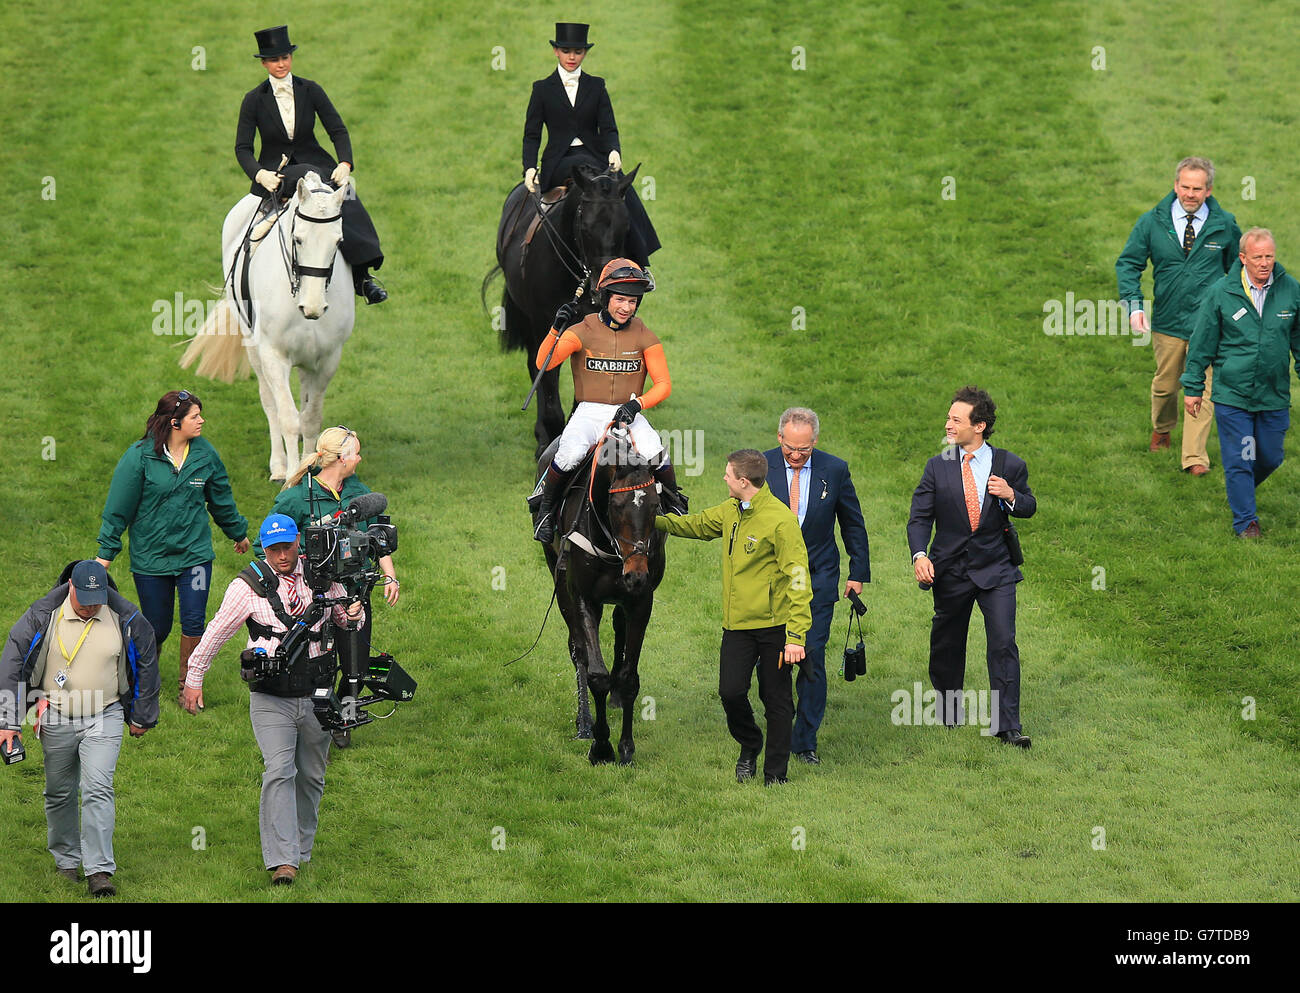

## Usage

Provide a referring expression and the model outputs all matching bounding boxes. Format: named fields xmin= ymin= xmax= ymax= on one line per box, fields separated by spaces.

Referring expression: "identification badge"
xmin=54 ymin=669 xmax=68 ymax=688
xmin=1232 ymin=307 xmax=1248 ymax=321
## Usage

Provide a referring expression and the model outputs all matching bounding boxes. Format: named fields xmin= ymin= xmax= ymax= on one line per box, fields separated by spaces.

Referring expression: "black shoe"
xmin=794 ymin=749 xmax=820 ymax=765
xmin=533 ymin=510 xmax=557 ymax=544
xmin=360 ymin=277 xmax=388 ymax=305
xmin=87 ymin=872 xmax=116 ymax=897
xmin=660 ymin=486 xmax=689 ymax=515
xmin=735 ymin=746 xmax=760 ymax=783
xmin=56 ymin=866 xmax=79 ymax=882
xmin=764 ymin=774 xmax=790 ymax=786
xmin=996 ymin=728 xmax=1031 ymax=748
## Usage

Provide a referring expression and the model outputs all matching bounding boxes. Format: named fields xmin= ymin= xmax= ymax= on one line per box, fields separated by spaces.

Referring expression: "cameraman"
xmin=181 ymin=514 xmax=362 ymax=886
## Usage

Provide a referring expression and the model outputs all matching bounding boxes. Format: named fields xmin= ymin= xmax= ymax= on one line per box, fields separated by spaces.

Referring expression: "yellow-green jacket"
xmin=655 ymin=484 xmax=812 ymax=644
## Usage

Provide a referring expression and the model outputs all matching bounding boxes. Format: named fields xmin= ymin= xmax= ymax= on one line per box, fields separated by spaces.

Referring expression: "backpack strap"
xmin=236 ymin=561 xmax=322 ymax=643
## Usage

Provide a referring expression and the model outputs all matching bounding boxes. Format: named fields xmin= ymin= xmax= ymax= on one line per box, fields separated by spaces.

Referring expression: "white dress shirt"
xmin=270 ymin=73 xmax=295 ymax=140
xmin=558 ymin=65 xmax=583 ymax=145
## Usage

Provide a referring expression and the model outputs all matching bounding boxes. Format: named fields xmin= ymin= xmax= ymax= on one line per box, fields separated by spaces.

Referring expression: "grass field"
xmin=1 ymin=0 xmax=1298 ymax=903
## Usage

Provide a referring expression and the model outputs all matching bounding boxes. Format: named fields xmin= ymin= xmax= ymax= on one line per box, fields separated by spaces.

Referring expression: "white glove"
xmin=331 ymin=161 xmax=352 ymax=186
xmin=608 ymin=150 xmax=622 ymax=172
xmin=524 ymin=167 xmax=538 ymax=193
xmin=255 ymin=169 xmax=281 ymax=193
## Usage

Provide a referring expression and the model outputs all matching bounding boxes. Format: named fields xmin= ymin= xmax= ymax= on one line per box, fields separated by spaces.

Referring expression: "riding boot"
xmin=179 ymin=634 xmax=204 ymax=710
xmin=353 ymin=266 xmax=388 ymax=305
xmin=655 ymin=462 xmax=689 ymax=515
xmin=534 ymin=463 xmax=575 ymax=543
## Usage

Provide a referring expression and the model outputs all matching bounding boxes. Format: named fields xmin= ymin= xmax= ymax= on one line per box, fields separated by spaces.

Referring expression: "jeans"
xmin=132 ymin=562 xmax=212 ymax=647
xmin=1213 ymin=404 xmax=1288 ymax=532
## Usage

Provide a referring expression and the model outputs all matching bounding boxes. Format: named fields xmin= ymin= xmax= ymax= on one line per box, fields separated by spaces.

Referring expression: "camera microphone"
xmin=308 ymin=492 xmax=388 ymax=527
xmin=339 ymin=492 xmax=387 ymax=524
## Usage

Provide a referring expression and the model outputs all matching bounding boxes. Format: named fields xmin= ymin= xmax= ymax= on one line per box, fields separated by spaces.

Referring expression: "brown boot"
xmin=179 ymin=635 xmax=204 ymax=710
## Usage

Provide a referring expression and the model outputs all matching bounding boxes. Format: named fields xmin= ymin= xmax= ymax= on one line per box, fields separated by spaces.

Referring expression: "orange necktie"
xmin=962 ymin=453 xmax=980 ymax=532
xmin=790 ymin=466 xmax=802 ymax=518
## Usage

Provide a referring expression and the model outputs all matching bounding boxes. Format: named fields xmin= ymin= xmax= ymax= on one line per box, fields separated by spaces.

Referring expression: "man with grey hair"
xmin=764 ymin=407 xmax=870 ymax=764
xmin=1117 ymin=156 xmax=1241 ymax=473
xmin=1182 ymin=228 xmax=1300 ymax=537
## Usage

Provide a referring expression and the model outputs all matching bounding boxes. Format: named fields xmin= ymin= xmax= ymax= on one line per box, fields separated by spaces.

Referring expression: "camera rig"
xmin=292 ymin=489 xmax=417 ymax=732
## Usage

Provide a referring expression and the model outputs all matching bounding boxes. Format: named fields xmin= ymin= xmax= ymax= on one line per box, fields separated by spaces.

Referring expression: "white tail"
xmin=178 ymin=297 xmax=251 ymax=383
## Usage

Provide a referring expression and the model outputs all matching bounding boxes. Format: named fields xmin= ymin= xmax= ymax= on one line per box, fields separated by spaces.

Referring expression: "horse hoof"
xmin=618 ymin=748 xmax=635 ymax=766
xmin=588 ymin=741 xmax=615 ymax=765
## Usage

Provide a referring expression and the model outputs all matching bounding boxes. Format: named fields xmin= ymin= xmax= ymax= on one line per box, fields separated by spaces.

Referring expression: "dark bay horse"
xmin=533 ymin=426 xmax=666 ymax=764
xmin=488 ymin=165 xmax=639 ymax=458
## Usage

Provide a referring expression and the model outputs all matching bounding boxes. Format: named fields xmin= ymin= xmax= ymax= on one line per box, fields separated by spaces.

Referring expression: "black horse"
xmin=533 ymin=426 xmax=665 ymax=764
xmin=487 ymin=165 xmax=639 ymax=458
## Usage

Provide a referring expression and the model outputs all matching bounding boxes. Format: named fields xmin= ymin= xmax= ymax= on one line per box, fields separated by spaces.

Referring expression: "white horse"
xmin=181 ymin=172 xmax=354 ymax=481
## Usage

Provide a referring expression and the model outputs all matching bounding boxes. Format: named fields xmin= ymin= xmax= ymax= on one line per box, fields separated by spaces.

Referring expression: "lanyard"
xmin=57 ymin=616 xmax=95 ymax=666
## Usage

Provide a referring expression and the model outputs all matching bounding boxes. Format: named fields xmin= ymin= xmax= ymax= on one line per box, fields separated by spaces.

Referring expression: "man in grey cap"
xmin=0 ymin=560 xmax=160 ymax=897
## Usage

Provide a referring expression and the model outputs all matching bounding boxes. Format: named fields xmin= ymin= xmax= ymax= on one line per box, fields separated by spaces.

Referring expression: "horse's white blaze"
xmin=632 ymin=488 xmax=644 ymax=508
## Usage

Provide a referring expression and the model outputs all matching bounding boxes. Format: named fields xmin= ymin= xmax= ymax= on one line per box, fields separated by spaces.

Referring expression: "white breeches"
xmin=554 ymin=402 xmax=665 ymax=471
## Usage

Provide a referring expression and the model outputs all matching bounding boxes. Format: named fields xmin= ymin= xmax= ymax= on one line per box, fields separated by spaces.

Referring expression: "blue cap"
xmin=259 ymin=514 xmax=300 ymax=548
xmin=70 ymin=560 xmax=110 ymax=605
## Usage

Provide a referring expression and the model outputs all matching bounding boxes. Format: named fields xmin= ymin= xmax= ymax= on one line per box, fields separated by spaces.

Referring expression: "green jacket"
xmin=655 ymin=484 xmax=812 ymax=644
xmin=97 ymin=437 xmax=248 ymax=575
xmin=1182 ymin=260 xmax=1300 ymax=412
xmin=1116 ymin=192 xmax=1241 ymax=340
xmin=256 ymin=471 xmax=377 ymax=555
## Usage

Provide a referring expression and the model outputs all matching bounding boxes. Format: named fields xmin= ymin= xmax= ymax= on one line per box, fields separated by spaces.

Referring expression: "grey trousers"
xmin=42 ymin=700 xmax=124 ymax=876
xmin=250 ymin=692 xmax=330 ymax=870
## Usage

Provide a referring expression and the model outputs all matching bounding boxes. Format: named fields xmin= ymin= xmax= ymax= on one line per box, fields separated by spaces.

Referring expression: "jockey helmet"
xmin=596 ymin=258 xmax=654 ymax=307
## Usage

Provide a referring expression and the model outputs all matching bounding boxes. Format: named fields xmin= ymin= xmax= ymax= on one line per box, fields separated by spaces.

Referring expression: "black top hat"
xmin=551 ymin=22 xmax=593 ymax=50
xmin=253 ymin=25 xmax=297 ymax=60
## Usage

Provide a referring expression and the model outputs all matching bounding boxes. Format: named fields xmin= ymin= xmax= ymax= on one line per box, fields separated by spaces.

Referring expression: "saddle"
xmin=498 ymin=181 xmax=570 ymax=282
xmin=528 ymin=438 xmax=620 ymax=562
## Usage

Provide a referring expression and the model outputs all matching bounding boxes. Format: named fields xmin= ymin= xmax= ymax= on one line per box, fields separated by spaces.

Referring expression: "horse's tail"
xmin=178 ymin=292 xmax=252 ymax=383
xmin=496 ymin=282 xmax=534 ymax=354
xmin=480 ymin=263 xmax=501 ymax=320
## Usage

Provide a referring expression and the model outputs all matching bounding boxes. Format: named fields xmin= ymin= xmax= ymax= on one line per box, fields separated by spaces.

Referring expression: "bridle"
xmin=531 ymin=180 xmax=625 ymax=306
xmin=580 ymin=426 xmax=658 ymax=564
xmin=277 ymin=188 xmax=343 ymax=295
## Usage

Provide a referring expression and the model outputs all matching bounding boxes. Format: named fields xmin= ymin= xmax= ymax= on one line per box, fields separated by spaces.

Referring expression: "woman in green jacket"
xmin=96 ymin=390 xmax=249 ymax=709
xmin=266 ymin=426 xmax=399 ymax=605
xmin=268 ymin=426 xmax=398 ymax=748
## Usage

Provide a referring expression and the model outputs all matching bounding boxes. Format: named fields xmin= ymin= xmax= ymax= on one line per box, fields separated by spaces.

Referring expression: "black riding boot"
xmin=533 ymin=463 xmax=575 ymax=543
xmin=353 ymin=266 xmax=388 ymax=305
xmin=655 ymin=461 xmax=688 ymax=515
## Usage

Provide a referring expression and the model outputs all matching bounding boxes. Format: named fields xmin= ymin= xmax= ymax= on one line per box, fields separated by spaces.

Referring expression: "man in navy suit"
xmin=765 ymin=408 xmax=870 ymax=765
xmin=908 ymin=387 xmax=1036 ymax=746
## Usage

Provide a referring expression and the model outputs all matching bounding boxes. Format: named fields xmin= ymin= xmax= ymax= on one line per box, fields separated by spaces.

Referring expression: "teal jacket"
xmin=655 ymin=484 xmax=812 ymax=644
xmin=1116 ymin=192 xmax=1241 ymax=340
xmin=1182 ymin=260 xmax=1300 ymax=412
xmin=97 ymin=437 xmax=248 ymax=575
xmin=257 ymin=471 xmax=377 ymax=555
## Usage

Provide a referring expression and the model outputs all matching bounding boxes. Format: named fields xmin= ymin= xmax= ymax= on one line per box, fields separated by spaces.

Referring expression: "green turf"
xmin=0 ymin=0 xmax=1297 ymax=902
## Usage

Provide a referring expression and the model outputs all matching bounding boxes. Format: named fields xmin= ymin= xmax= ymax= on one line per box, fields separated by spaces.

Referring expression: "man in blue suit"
xmin=765 ymin=408 xmax=871 ymax=765
xmin=908 ymin=387 xmax=1036 ymax=746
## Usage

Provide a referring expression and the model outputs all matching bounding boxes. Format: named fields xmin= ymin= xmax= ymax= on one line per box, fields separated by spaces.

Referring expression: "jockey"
xmin=533 ymin=258 xmax=686 ymax=543
xmin=522 ymin=22 xmax=660 ymax=269
xmin=237 ymin=24 xmax=388 ymax=305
